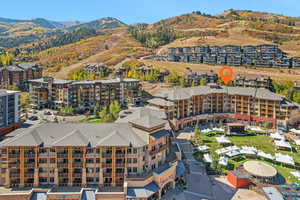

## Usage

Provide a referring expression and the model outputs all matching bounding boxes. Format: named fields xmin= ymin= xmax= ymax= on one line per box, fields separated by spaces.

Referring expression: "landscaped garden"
xmin=191 ymin=129 xmax=300 ymax=184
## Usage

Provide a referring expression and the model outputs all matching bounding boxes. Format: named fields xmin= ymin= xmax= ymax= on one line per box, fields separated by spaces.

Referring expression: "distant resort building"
xmin=148 ymin=84 xmax=297 ymax=130
xmin=233 ymin=74 xmax=272 ymax=90
xmin=166 ymin=45 xmax=300 ymax=68
xmin=185 ymin=70 xmax=218 ymax=86
xmin=0 ymin=90 xmax=21 ymax=135
xmin=0 ymin=63 xmax=43 ymax=91
xmin=28 ymin=77 xmax=142 ymax=112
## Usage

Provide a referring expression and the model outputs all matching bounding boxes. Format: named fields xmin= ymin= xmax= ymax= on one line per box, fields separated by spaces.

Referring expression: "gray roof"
xmin=30 ymin=78 xmax=139 ymax=85
xmin=0 ymin=90 xmax=20 ymax=97
xmin=156 ymin=85 xmax=285 ymax=101
xmin=117 ymin=107 xmax=167 ymax=123
xmin=130 ymin=115 xmax=166 ymax=129
xmin=0 ymin=123 xmax=149 ymax=148
xmin=6 ymin=65 xmax=23 ymax=72
xmin=127 ymin=182 xmax=160 ymax=198
xmin=147 ymin=98 xmax=174 ymax=107
xmin=30 ymin=78 xmax=73 ymax=84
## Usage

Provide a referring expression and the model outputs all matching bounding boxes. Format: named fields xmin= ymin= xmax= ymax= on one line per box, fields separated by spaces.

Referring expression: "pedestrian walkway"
xmin=30 ymin=192 xmax=47 ymax=200
xmin=81 ymin=190 xmax=95 ymax=200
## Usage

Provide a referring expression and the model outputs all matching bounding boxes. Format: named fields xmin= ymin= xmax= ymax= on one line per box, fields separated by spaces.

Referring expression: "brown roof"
xmin=236 ymin=74 xmax=270 ymax=80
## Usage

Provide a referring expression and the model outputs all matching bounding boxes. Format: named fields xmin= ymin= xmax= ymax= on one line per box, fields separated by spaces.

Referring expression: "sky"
xmin=1 ymin=0 xmax=299 ymax=24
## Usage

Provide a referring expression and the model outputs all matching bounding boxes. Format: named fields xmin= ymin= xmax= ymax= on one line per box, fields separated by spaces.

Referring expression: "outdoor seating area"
xmin=216 ymin=136 xmax=232 ymax=145
xmin=291 ymin=128 xmax=300 ymax=135
xmin=192 ymin=126 xmax=300 ymax=185
xmin=275 ymin=140 xmax=292 ymax=151
xmin=291 ymin=171 xmax=300 ymax=181
xmin=275 ymin=153 xmax=295 ymax=166
xmin=270 ymin=132 xmax=285 ymax=140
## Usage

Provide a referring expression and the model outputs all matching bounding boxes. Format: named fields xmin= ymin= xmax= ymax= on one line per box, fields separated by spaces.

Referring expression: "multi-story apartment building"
xmin=28 ymin=77 xmax=142 ymax=111
xmin=0 ymin=63 xmax=43 ymax=90
xmin=148 ymin=84 xmax=296 ymax=130
xmin=233 ymin=74 xmax=272 ymax=90
xmin=167 ymin=45 xmax=298 ymax=68
xmin=292 ymin=57 xmax=300 ymax=68
xmin=0 ymin=90 xmax=21 ymax=135
xmin=185 ymin=70 xmax=218 ymax=86
xmin=0 ymin=115 xmax=182 ymax=200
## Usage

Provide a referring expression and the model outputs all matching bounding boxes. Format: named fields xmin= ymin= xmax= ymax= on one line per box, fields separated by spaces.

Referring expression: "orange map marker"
xmin=219 ymin=66 xmax=234 ymax=84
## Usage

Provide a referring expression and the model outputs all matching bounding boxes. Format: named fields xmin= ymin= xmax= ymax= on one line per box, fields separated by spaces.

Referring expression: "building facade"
xmin=185 ymin=70 xmax=218 ymax=86
xmin=28 ymin=77 xmax=142 ymax=111
xmin=0 ymin=63 xmax=43 ymax=90
xmin=0 ymin=116 xmax=181 ymax=200
xmin=0 ymin=90 xmax=21 ymax=135
xmin=149 ymin=84 xmax=296 ymax=130
xmin=167 ymin=45 xmax=298 ymax=68
xmin=233 ymin=74 xmax=272 ymax=90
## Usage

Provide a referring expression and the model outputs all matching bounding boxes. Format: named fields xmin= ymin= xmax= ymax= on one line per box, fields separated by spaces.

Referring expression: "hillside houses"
xmin=167 ymin=45 xmax=298 ymax=68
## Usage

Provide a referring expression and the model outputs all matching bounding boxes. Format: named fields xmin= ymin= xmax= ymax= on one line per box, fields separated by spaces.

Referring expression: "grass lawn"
xmin=192 ymin=132 xmax=300 ymax=184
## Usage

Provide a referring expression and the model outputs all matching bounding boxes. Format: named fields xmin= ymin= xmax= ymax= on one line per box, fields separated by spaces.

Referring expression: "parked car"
xmin=44 ymin=111 xmax=52 ymax=115
xmin=29 ymin=116 xmax=38 ymax=121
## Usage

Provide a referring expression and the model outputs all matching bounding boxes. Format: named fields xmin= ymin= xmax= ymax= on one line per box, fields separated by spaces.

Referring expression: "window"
xmin=39 ymin=178 xmax=47 ymax=183
xmin=132 ymin=167 xmax=137 ymax=173
xmin=87 ymin=177 xmax=94 ymax=182
xmin=95 ymin=168 xmax=100 ymax=173
xmin=132 ymin=158 xmax=137 ymax=163
xmin=87 ymin=149 xmax=94 ymax=154
xmin=127 ymin=158 xmax=132 ymax=163
xmin=86 ymin=159 xmax=94 ymax=163
xmin=96 ymin=158 xmax=100 ymax=163
xmin=39 ymin=158 xmax=47 ymax=163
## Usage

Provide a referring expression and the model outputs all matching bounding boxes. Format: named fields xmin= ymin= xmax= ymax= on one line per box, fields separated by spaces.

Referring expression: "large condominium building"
xmin=0 ymin=63 xmax=43 ymax=90
xmin=167 ymin=45 xmax=298 ymax=68
xmin=185 ymin=70 xmax=218 ymax=86
xmin=0 ymin=90 xmax=21 ymax=135
xmin=233 ymin=74 xmax=272 ymax=90
xmin=0 ymin=114 xmax=182 ymax=200
xmin=28 ymin=77 xmax=142 ymax=111
xmin=148 ymin=84 xmax=296 ymax=130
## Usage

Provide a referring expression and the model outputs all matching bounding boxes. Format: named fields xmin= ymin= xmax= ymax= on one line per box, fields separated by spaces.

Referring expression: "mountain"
xmin=0 ymin=17 xmax=126 ymax=48
xmin=68 ymin=17 xmax=126 ymax=31
xmin=140 ymin=10 xmax=300 ymax=57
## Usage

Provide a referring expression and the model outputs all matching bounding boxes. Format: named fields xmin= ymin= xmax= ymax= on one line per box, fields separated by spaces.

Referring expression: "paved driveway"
xmin=176 ymin=137 xmax=236 ymax=200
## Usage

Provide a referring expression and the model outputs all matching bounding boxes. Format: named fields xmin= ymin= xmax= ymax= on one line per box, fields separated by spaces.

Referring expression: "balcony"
xmin=150 ymin=144 xmax=168 ymax=155
xmin=72 ymin=173 xmax=82 ymax=178
xmin=24 ymin=173 xmax=34 ymax=178
xmin=24 ymin=154 xmax=35 ymax=158
xmin=73 ymin=163 xmax=83 ymax=168
xmin=57 ymin=163 xmax=68 ymax=168
xmin=58 ymin=173 xmax=68 ymax=178
xmin=8 ymin=154 xmax=20 ymax=158
xmin=115 ymin=153 xmax=125 ymax=158
xmin=101 ymin=163 xmax=112 ymax=168
xmin=102 ymin=153 xmax=112 ymax=158
xmin=116 ymin=173 xmax=124 ymax=178
xmin=24 ymin=163 xmax=35 ymax=168
xmin=72 ymin=154 xmax=83 ymax=158
xmin=116 ymin=163 xmax=125 ymax=168
xmin=103 ymin=172 xmax=112 ymax=177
